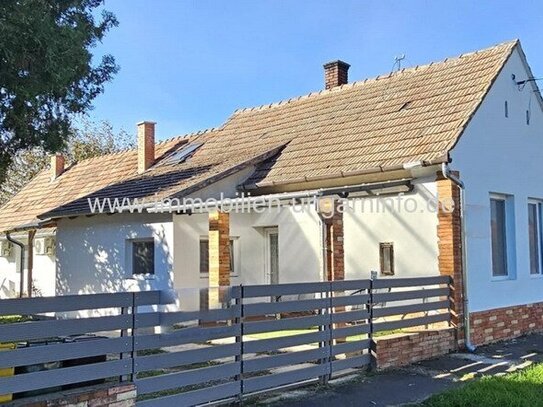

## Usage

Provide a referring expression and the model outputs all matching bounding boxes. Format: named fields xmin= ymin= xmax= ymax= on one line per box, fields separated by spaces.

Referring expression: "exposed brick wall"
xmin=208 ymin=210 xmax=230 ymax=308
xmin=50 ymin=154 xmax=65 ymax=180
xmin=470 ymin=302 xmax=543 ymax=346
xmin=325 ymin=204 xmax=344 ymax=281
xmin=137 ymin=121 xmax=155 ymax=173
xmin=436 ymin=173 xmax=464 ymax=345
xmin=373 ymin=329 xmax=457 ymax=370
xmin=11 ymin=383 xmax=136 ymax=407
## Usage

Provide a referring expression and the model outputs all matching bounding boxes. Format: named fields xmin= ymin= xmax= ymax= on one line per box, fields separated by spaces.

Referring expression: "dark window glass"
xmin=199 ymin=240 xmax=209 ymax=274
xmin=490 ymin=198 xmax=508 ymax=277
xmin=132 ymin=240 xmax=154 ymax=275
xmin=528 ymin=203 xmax=541 ymax=275
xmin=380 ymin=243 xmax=394 ymax=276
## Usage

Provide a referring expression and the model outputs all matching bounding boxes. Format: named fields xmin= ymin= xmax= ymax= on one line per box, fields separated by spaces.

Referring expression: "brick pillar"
xmin=436 ymin=172 xmax=465 ymax=346
xmin=208 ymin=210 xmax=230 ymax=308
xmin=326 ymin=204 xmax=345 ymax=281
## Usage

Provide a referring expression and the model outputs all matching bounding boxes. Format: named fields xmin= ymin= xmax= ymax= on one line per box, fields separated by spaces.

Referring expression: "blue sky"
xmin=91 ymin=0 xmax=543 ymax=140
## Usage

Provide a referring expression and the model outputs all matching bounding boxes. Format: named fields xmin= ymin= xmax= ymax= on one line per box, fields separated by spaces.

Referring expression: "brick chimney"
xmin=50 ymin=154 xmax=65 ymax=180
xmin=137 ymin=121 xmax=156 ymax=173
xmin=323 ymin=60 xmax=350 ymax=89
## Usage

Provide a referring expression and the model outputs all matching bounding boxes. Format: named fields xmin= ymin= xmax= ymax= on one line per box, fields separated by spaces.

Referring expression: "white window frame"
xmin=489 ymin=193 xmax=516 ymax=281
xmin=199 ymin=236 xmax=240 ymax=278
xmin=528 ymin=199 xmax=543 ymax=277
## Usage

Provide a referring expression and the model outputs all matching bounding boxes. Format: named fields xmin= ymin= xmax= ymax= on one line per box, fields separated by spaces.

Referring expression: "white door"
xmin=264 ymin=228 xmax=279 ymax=285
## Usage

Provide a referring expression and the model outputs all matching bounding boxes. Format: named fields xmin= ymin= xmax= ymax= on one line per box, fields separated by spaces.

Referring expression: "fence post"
xmin=235 ymin=284 xmax=244 ymax=403
xmin=318 ymin=282 xmax=333 ymax=384
xmin=120 ymin=292 xmax=136 ymax=382
xmin=368 ymin=276 xmax=375 ymax=371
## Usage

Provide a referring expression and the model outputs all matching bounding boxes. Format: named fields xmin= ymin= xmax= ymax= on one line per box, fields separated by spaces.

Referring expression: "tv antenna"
xmin=392 ymin=54 xmax=406 ymax=72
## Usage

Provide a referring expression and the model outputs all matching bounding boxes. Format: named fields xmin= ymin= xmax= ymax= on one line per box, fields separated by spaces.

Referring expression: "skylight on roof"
xmin=168 ymin=142 xmax=203 ymax=164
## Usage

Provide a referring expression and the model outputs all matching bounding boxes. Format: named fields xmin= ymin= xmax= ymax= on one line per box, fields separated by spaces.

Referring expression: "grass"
xmin=0 ymin=315 xmax=33 ymax=324
xmin=420 ymin=364 xmax=543 ymax=407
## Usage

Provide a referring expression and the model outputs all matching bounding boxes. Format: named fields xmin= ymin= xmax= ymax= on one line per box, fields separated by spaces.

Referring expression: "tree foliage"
xmin=0 ymin=118 xmax=134 ymax=206
xmin=0 ymin=0 xmax=119 ymax=183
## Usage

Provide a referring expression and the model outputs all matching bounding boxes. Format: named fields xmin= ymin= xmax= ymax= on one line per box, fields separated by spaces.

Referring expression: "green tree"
xmin=0 ymin=0 xmax=119 ymax=183
xmin=0 ymin=118 xmax=134 ymax=206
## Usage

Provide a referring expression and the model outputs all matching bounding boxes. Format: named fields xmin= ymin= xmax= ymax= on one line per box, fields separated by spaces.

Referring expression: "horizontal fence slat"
xmin=331 ymin=309 xmax=370 ymax=324
xmin=244 ymin=347 xmax=328 ymax=373
xmin=243 ymin=298 xmax=328 ymax=317
xmin=331 ymin=294 xmax=370 ymax=307
xmin=372 ymin=287 xmax=449 ymax=303
xmin=134 ymin=324 xmax=240 ymax=350
xmin=134 ymin=290 xmax=162 ymax=306
xmin=331 ymin=354 xmax=371 ymax=372
xmin=135 ymin=306 xmax=240 ymax=329
xmin=0 ymin=314 xmax=132 ymax=342
xmin=372 ymin=276 xmax=451 ymax=289
xmin=331 ymin=339 xmax=371 ymax=356
xmin=134 ymin=343 xmax=240 ymax=372
xmin=136 ymin=361 xmax=240 ymax=395
xmin=332 ymin=324 xmax=370 ymax=339
xmin=243 ymin=282 xmax=329 ymax=298
xmin=244 ymin=331 xmax=328 ymax=354
xmin=373 ymin=313 xmax=451 ymax=333
xmin=0 ymin=336 xmax=131 ymax=369
xmin=0 ymin=292 xmax=134 ymax=316
xmin=137 ymin=381 xmax=240 ymax=407
xmin=243 ymin=364 xmax=328 ymax=393
xmin=244 ymin=314 xmax=327 ymax=335
xmin=0 ymin=359 xmax=131 ymax=395
xmin=330 ymin=280 xmax=371 ymax=291
xmin=373 ymin=300 xmax=451 ymax=318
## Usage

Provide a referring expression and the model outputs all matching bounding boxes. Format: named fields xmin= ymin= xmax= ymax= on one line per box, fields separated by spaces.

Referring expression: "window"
xmin=199 ymin=238 xmax=238 ymax=275
xmin=528 ymin=201 xmax=543 ymax=275
xmin=490 ymin=196 xmax=510 ymax=277
xmin=504 ymin=101 xmax=508 ymax=118
xmin=379 ymin=242 xmax=394 ymax=276
xmin=132 ymin=240 xmax=154 ymax=275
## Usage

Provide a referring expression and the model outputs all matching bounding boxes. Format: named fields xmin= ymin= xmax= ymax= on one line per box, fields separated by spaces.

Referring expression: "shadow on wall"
xmin=55 ymin=218 xmax=173 ymax=299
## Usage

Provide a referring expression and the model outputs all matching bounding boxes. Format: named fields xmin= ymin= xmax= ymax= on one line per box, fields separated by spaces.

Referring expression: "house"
xmin=0 ymin=40 xmax=542 ymax=348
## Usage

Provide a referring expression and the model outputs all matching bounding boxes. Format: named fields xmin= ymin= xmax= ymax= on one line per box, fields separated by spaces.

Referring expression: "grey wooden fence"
xmin=0 ymin=276 xmax=452 ymax=406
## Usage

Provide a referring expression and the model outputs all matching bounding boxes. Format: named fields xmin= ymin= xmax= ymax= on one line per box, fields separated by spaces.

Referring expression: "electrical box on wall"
xmin=0 ymin=241 xmax=13 ymax=257
xmin=34 ymin=237 xmax=55 ymax=256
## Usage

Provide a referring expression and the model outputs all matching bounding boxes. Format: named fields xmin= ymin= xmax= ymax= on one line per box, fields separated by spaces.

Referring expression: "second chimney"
xmin=323 ymin=60 xmax=350 ymax=90
xmin=137 ymin=121 xmax=156 ymax=173
xmin=50 ymin=154 xmax=65 ymax=181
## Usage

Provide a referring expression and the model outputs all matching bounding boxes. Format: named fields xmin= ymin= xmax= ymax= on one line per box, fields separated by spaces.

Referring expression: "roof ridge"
xmin=231 ymin=39 xmax=519 ymax=115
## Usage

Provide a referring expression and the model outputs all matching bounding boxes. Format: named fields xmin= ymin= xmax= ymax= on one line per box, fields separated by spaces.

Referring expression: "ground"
xmin=252 ymin=334 xmax=543 ymax=406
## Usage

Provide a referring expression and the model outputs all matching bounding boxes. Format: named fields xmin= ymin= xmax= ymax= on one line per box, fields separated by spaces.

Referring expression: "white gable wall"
xmin=451 ymin=46 xmax=543 ymax=312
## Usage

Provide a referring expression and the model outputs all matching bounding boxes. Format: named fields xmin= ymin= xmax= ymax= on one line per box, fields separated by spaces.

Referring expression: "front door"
xmin=264 ymin=228 xmax=279 ymax=285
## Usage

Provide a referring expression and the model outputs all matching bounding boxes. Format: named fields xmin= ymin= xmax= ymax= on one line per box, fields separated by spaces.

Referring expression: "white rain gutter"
xmin=441 ymin=163 xmax=475 ymax=352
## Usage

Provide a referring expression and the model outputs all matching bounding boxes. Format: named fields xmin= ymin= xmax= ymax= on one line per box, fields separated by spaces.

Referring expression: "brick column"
xmin=208 ymin=210 xmax=230 ymax=308
xmin=436 ymin=172 xmax=465 ymax=346
xmin=325 ymin=202 xmax=345 ymax=281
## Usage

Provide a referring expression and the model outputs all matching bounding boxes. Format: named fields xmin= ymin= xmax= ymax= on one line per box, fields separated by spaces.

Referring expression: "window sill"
xmin=530 ymin=274 xmax=543 ymax=279
xmin=126 ymin=274 xmax=156 ymax=281
xmin=491 ymin=275 xmax=514 ymax=282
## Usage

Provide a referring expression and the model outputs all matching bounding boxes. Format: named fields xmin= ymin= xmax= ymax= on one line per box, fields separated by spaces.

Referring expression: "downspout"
xmin=5 ymin=232 xmax=25 ymax=298
xmin=441 ymin=163 xmax=476 ymax=352
xmin=27 ymin=230 xmax=36 ymax=297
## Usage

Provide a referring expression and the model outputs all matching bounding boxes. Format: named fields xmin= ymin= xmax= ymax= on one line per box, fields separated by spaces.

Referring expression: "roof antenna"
xmin=392 ymin=54 xmax=406 ymax=72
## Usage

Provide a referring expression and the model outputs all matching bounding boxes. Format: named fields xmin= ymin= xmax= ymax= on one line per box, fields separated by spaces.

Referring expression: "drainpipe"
xmin=5 ymin=232 xmax=25 ymax=298
xmin=441 ymin=163 xmax=476 ymax=352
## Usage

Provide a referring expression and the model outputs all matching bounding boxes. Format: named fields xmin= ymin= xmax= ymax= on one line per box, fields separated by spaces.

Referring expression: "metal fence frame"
xmin=0 ymin=276 xmax=453 ymax=406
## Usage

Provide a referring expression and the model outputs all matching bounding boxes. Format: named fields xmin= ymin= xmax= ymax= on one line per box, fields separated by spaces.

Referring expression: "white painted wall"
xmin=0 ymin=233 xmax=56 ymax=298
xmin=451 ymin=46 xmax=543 ymax=312
xmin=344 ymin=178 xmax=440 ymax=280
xmin=56 ymin=213 xmax=174 ymax=296
xmin=173 ymin=205 xmax=322 ymax=310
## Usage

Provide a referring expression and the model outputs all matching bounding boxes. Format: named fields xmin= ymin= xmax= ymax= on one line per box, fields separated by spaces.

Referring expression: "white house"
xmin=0 ymin=40 xmax=542 ymax=347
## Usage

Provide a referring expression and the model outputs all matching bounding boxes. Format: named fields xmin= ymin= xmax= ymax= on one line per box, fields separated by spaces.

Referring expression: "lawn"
xmin=421 ymin=363 xmax=543 ymax=407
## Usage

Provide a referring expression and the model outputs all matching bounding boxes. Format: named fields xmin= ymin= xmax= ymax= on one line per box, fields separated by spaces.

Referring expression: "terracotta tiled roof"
xmin=0 ymin=40 xmax=520 ymax=232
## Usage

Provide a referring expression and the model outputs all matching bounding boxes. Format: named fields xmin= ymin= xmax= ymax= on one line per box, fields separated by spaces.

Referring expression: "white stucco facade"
xmin=451 ymin=47 xmax=543 ymax=312
xmin=0 ymin=233 xmax=56 ymax=299
xmin=55 ymin=213 xmax=174 ymax=296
